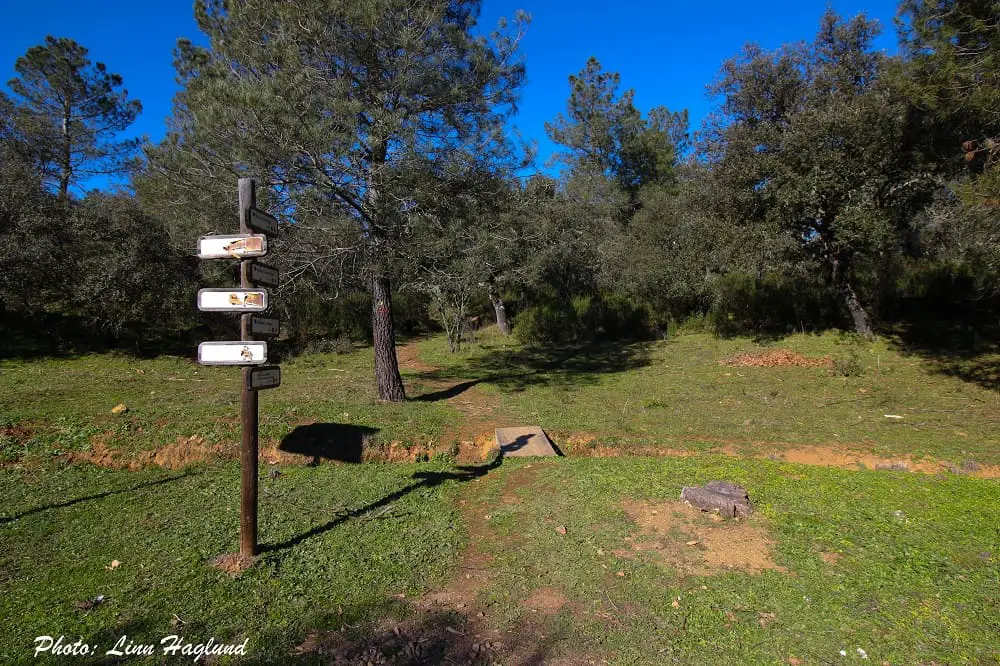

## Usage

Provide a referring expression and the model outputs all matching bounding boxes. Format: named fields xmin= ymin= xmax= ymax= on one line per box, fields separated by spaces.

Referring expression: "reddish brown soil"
xmin=819 ymin=551 xmax=843 ymax=566
xmin=523 ymin=587 xmax=569 ymax=614
xmin=555 ymin=432 xmax=1000 ymax=479
xmin=619 ymin=499 xmax=787 ymax=575
xmin=211 ymin=552 xmax=254 ymax=577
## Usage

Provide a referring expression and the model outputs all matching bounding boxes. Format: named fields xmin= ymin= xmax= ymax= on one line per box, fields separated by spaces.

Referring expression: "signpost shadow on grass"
xmin=260 ymin=458 xmax=502 ymax=555
xmin=278 ymin=423 xmax=380 ymax=464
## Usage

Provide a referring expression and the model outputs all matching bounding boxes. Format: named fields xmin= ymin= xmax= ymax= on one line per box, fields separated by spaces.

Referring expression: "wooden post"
xmin=238 ymin=178 xmax=259 ymax=557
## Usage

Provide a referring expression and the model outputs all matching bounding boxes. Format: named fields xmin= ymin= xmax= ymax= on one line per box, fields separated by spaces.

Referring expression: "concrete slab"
xmin=495 ymin=426 xmax=558 ymax=457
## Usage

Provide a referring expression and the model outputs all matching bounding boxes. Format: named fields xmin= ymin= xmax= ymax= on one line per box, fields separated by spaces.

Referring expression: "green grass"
xmin=460 ymin=456 xmax=1000 ymax=664
xmin=1 ymin=457 xmax=997 ymax=663
xmin=2 ymin=330 xmax=999 ymax=662
xmin=0 ymin=460 xmax=470 ymax=663
xmin=415 ymin=330 xmax=1000 ymax=465
xmin=0 ymin=349 xmax=458 ymax=463
xmin=3 ymin=330 xmax=998 ymax=466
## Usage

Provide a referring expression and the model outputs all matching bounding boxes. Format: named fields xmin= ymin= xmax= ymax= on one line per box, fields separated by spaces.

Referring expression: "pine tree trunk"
xmin=371 ymin=274 xmax=406 ymax=402
xmin=59 ymin=105 xmax=72 ymax=200
xmin=487 ymin=282 xmax=511 ymax=335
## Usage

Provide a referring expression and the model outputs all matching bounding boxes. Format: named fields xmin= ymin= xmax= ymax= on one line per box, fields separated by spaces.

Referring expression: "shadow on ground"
xmin=245 ymin=600 xmax=573 ymax=665
xmin=279 ymin=423 xmax=381 ymax=464
xmin=260 ymin=459 xmax=501 ymax=555
xmin=887 ymin=318 xmax=1000 ymax=391
xmin=410 ymin=340 xmax=653 ymax=402
xmin=0 ymin=472 xmax=196 ymax=526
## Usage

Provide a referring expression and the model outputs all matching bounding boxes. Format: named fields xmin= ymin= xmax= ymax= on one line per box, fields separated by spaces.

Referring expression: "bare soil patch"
xmin=523 ymin=587 xmax=568 ymax=614
xmin=619 ymin=499 xmax=787 ymax=575
xmin=211 ymin=552 xmax=253 ymax=577
xmin=721 ymin=349 xmax=831 ymax=368
xmin=65 ymin=434 xmax=237 ymax=470
xmin=294 ymin=612 xmax=601 ymax=666
xmin=819 ymin=551 xmax=843 ymax=566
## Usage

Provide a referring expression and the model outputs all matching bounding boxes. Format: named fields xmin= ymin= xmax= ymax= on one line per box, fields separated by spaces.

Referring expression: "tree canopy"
xmin=4 ymin=36 xmax=141 ymax=198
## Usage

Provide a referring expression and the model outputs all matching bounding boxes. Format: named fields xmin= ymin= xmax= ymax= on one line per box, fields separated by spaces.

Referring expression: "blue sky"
xmin=4 ymin=0 xmax=901 ymax=186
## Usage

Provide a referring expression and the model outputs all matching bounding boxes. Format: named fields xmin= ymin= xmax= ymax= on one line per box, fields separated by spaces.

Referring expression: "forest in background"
xmin=1 ymin=0 xmax=997 ymax=401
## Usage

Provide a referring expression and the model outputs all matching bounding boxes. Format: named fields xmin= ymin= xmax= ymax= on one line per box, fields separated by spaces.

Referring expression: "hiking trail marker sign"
xmin=247 ymin=366 xmax=281 ymax=390
xmin=249 ymin=316 xmax=280 ymax=337
xmin=197 ymin=234 xmax=267 ymax=259
xmin=196 ymin=178 xmax=280 ymax=558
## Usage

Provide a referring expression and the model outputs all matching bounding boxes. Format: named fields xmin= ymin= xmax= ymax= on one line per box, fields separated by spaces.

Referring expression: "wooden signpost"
xmin=247 ymin=366 xmax=281 ymax=390
xmin=249 ymin=316 xmax=280 ymax=337
xmin=196 ymin=178 xmax=281 ymax=558
xmin=248 ymin=263 xmax=279 ymax=288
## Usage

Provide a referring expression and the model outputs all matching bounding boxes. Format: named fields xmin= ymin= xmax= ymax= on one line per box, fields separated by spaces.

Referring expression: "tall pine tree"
xmin=6 ymin=37 xmax=141 ymax=198
xmin=149 ymin=0 xmax=526 ymax=401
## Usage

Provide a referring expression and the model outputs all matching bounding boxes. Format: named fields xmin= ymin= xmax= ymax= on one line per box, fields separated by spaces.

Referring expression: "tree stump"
xmin=680 ymin=481 xmax=753 ymax=518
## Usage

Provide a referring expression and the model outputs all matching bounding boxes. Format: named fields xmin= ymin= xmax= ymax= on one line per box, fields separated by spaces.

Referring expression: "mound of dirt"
xmin=721 ymin=349 xmax=831 ymax=368
xmin=618 ymin=499 xmax=786 ymax=575
xmin=212 ymin=552 xmax=254 ymax=577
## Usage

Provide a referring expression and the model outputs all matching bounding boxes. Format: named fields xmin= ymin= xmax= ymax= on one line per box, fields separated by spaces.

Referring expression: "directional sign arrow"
xmin=198 ymin=341 xmax=267 ymax=366
xmin=198 ymin=234 xmax=267 ymax=260
xmin=247 ymin=365 xmax=281 ymax=390
xmin=197 ymin=288 xmax=268 ymax=312
xmin=247 ymin=208 xmax=278 ymax=235
xmin=250 ymin=316 xmax=280 ymax=337
xmin=248 ymin=262 xmax=279 ymax=288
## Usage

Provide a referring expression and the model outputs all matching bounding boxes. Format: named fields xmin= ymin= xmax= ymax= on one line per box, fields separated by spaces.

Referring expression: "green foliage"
xmin=709 ymin=272 xmax=845 ymax=337
xmin=513 ymin=292 xmax=651 ymax=345
xmin=5 ymin=36 xmax=141 ymax=197
xmin=706 ymin=11 xmax=937 ymax=337
xmin=545 ymin=57 xmax=684 ymax=196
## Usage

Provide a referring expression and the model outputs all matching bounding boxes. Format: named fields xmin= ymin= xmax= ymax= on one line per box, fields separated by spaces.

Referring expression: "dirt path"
xmin=396 ymin=339 xmax=511 ymax=461
xmin=294 ymin=461 xmax=603 ymax=665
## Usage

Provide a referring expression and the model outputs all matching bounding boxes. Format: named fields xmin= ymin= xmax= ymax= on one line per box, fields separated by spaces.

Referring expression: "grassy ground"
xmin=1 ymin=329 xmax=999 ymax=663
xmin=1 ymin=457 xmax=997 ymax=663
xmin=3 ymin=329 xmax=998 ymax=467
xmin=0 ymin=461 xmax=468 ymax=663
xmin=415 ymin=330 xmax=1000 ymax=466
xmin=0 ymin=348 xmax=459 ymax=465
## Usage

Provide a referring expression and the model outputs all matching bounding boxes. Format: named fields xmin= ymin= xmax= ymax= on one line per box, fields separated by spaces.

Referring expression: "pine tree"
xmin=148 ymin=0 xmax=527 ymax=401
xmin=6 ymin=37 xmax=141 ymax=198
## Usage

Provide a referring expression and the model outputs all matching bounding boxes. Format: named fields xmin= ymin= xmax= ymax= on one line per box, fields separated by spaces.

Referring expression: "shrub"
xmin=513 ymin=293 xmax=652 ymax=345
xmin=709 ymin=271 xmax=844 ymax=337
xmin=831 ymin=350 xmax=865 ymax=377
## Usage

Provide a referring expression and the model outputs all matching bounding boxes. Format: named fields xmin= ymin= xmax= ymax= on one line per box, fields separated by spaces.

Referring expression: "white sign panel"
xmin=197 ymin=341 xmax=267 ymax=366
xmin=247 ymin=366 xmax=281 ymax=390
xmin=249 ymin=262 xmax=279 ymax=287
xmin=197 ymin=234 xmax=267 ymax=259
xmin=250 ymin=316 xmax=280 ymax=337
xmin=248 ymin=208 xmax=278 ymax=235
xmin=197 ymin=288 xmax=268 ymax=312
